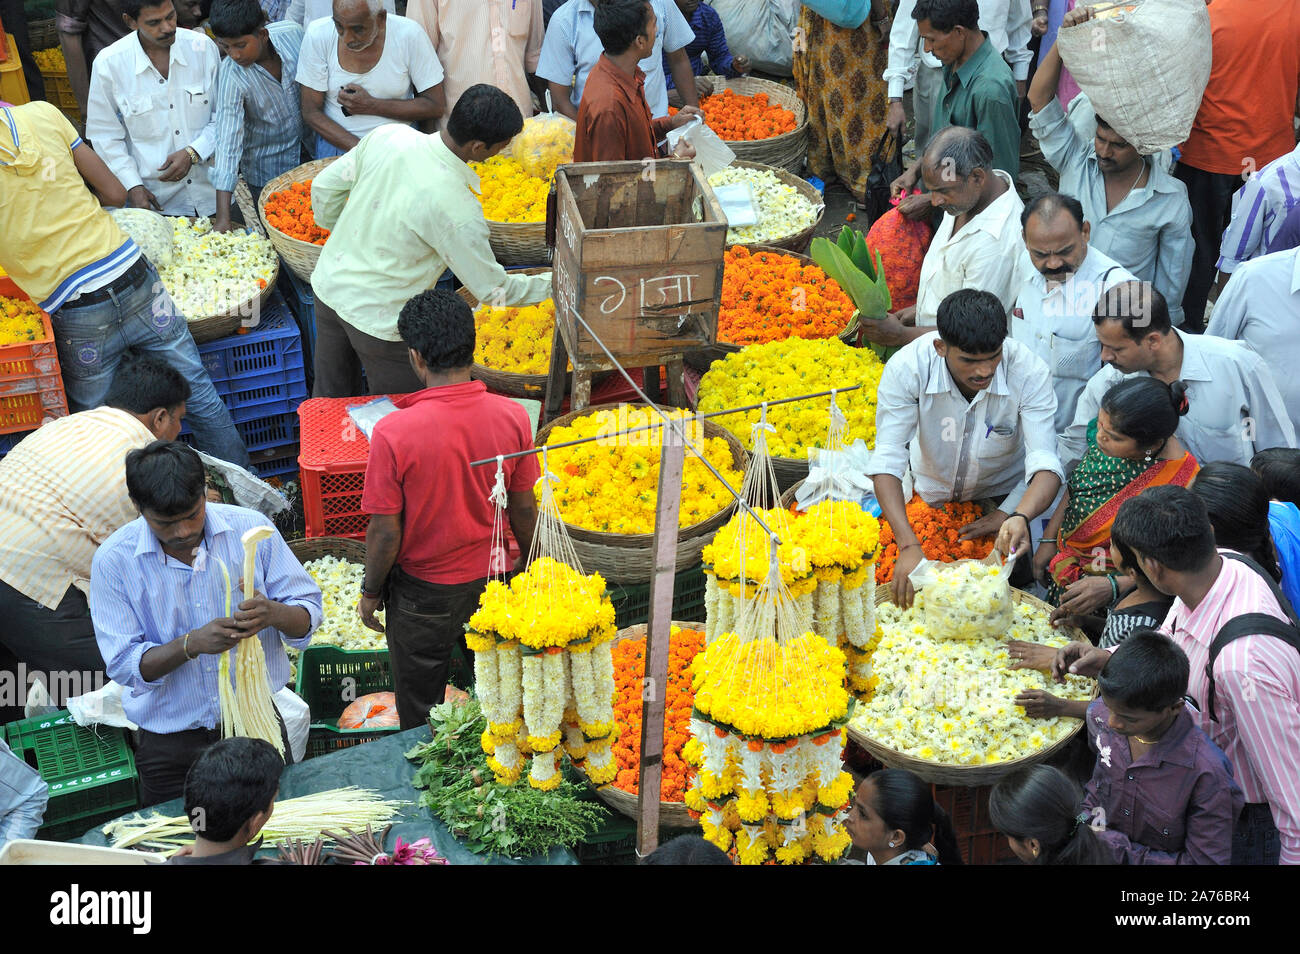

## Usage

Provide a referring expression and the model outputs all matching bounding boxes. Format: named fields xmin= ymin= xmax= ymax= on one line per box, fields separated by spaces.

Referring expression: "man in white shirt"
xmin=862 ymin=126 xmax=1024 ymax=348
xmin=1011 ymin=193 xmax=1133 ymax=433
xmin=884 ymin=0 xmax=1032 ymax=151
xmin=870 ymin=288 xmax=1064 ymax=606
xmin=85 ymin=0 xmax=221 ymax=216
xmin=537 ymin=0 xmax=698 ymax=121
xmin=1060 ymin=281 xmax=1297 ymax=475
xmin=287 ymin=0 xmax=392 ymax=26
xmin=1207 ymin=247 xmax=1300 ymax=429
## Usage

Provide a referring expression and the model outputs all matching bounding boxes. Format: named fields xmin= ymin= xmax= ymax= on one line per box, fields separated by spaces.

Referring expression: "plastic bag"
xmin=194 ymin=450 xmax=289 ymax=518
xmin=795 ymin=439 xmax=885 ymax=511
xmin=710 ymin=0 xmax=799 ymax=76
xmin=338 ymin=692 xmax=399 ymax=730
xmin=509 ymin=111 xmax=576 ymax=181
xmin=864 ymin=194 xmax=934 ymax=312
xmin=907 ymin=556 xmax=1013 ymax=640
xmin=273 ymin=687 xmax=310 ymax=763
xmin=67 ymin=681 xmax=138 ymax=731
xmin=1055 ymin=0 xmax=1211 ymax=154
xmin=109 ymin=208 xmax=174 ymax=270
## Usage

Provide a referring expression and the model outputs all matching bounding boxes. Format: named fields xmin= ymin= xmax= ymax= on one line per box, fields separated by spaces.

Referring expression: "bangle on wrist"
xmin=361 ymin=587 xmax=380 ymax=600
xmin=1008 ymin=511 xmax=1031 ymax=530
xmin=185 ymin=146 xmax=200 ymax=165
xmin=1107 ymin=574 xmax=1120 ymax=604
xmin=183 ymin=632 xmax=196 ymax=661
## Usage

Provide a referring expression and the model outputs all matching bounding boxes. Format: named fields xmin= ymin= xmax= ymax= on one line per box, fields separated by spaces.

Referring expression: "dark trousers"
xmin=0 ymin=0 xmax=47 ymax=104
xmin=311 ymin=296 xmax=424 ymax=398
xmin=385 ymin=568 xmax=485 ymax=731
xmin=1231 ymin=802 xmax=1281 ymax=865
xmin=0 ymin=579 xmax=106 ymax=718
xmin=135 ymin=715 xmax=294 ymax=807
xmin=1174 ymin=162 xmax=1242 ymax=333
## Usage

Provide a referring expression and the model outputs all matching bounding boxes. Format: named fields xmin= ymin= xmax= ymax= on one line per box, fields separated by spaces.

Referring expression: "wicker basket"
xmin=258 ymin=158 xmax=337 ymax=284
xmin=184 ymin=249 xmax=280 ymax=345
xmin=289 ymin=536 xmax=366 ymax=565
xmin=457 ymin=267 xmax=551 ymax=398
xmin=29 ymin=19 xmax=58 ymax=52
xmin=846 ymin=587 xmax=1091 ymax=787
xmin=708 ymin=77 xmax=809 ymax=174
xmin=535 ymin=403 xmax=748 ymax=582
xmin=712 ymin=245 xmax=857 ymax=352
xmin=485 ymin=220 xmax=550 ymax=268
xmin=572 ymin=621 xmax=703 ymax=829
xmin=720 ymin=161 xmax=824 ymax=255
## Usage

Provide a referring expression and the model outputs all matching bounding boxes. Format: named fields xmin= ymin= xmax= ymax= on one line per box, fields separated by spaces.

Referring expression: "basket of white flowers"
xmin=290 ymin=537 xmax=386 ymax=652
xmin=161 ymin=216 xmax=280 ymax=344
xmin=707 ymin=161 xmax=824 ymax=255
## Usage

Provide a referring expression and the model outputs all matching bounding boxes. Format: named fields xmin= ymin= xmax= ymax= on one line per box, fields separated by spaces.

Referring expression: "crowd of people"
xmin=0 ymin=0 xmax=1297 ymax=867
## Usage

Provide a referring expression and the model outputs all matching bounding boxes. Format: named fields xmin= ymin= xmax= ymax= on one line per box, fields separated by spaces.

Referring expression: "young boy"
xmin=1082 ymin=629 xmax=1243 ymax=865
xmin=572 ymin=0 xmax=699 ymax=163
xmin=168 ymin=738 xmax=284 ymax=865
xmin=663 ymin=0 xmax=750 ymax=108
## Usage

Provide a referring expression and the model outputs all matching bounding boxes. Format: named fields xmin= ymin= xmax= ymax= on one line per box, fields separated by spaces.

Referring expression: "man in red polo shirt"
xmin=358 ymin=290 xmax=539 ymax=729
xmin=573 ymin=0 xmax=699 ymax=162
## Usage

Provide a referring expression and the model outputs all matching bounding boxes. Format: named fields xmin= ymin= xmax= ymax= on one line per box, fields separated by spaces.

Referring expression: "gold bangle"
xmin=183 ymin=632 xmax=196 ymax=661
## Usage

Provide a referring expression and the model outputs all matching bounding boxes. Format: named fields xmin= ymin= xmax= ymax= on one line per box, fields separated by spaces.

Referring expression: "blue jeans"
xmin=51 ymin=260 xmax=251 ymax=466
xmin=1232 ymin=803 xmax=1281 ymax=865
xmin=315 ymin=134 xmax=348 ymax=159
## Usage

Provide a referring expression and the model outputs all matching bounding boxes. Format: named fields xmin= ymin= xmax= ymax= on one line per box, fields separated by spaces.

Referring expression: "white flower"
xmin=157 ymin=216 xmax=276 ymax=321
xmin=707 ymin=168 xmax=818 ymax=244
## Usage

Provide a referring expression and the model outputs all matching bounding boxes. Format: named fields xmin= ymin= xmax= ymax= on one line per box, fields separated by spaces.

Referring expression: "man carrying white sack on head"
xmin=90 ymin=441 xmax=322 ymax=807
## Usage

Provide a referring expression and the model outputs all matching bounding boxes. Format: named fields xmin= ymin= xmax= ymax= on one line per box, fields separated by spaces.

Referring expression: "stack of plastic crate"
xmin=0 ymin=276 xmax=68 ymax=449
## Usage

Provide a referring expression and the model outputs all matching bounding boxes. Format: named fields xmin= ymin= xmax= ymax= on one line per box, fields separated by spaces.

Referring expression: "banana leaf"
xmin=810 ymin=236 xmax=897 ymax=362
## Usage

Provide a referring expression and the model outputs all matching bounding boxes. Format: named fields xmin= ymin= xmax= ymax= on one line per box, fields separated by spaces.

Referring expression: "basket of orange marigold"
xmin=699 ymin=78 xmax=808 ymax=173
xmin=258 ymin=158 xmax=337 ymax=283
xmin=874 ymin=494 xmax=996 ymax=584
xmin=575 ymin=621 xmax=704 ymax=828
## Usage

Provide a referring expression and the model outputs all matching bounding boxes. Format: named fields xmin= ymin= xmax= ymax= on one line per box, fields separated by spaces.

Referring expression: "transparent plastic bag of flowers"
xmin=508 ymin=111 xmax=575 ymax=181
xmin=110 ymin=208 xmax=174 ymax=270
xmin=910 ymin=558 xmax=1014 ymax=641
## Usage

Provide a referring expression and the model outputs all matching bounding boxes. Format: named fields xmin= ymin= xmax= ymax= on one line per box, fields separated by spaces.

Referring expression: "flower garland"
xmin=698 ymin=338 xmax=884 ymax=459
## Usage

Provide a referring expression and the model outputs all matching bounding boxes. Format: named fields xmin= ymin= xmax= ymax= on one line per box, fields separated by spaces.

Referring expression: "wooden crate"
xmin=551 ymin=160 xmax=726 ymax=368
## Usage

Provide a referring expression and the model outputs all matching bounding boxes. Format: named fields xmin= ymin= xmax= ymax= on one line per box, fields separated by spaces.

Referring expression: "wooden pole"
xmin=636 ymin=421 xmax=685 ymax=860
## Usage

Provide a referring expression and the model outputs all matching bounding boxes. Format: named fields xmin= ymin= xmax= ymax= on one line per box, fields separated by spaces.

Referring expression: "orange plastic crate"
xmin=0 ymin=280 xmax=66 ymax=432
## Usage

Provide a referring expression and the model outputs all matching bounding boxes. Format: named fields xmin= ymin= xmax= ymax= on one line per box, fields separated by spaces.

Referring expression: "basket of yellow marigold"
xmin=456 ymin=267 xmax=553 ymax=398
xmin=534 ymin=403 xmax=748 ymax=582
xmin=469 ymin=154 xmax=552 ymax=267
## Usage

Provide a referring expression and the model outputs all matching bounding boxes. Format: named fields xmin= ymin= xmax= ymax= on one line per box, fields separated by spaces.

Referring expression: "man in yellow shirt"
xmin=0 ymin=102 xmax=247 ymax=465
xmin=310 ymin=84 xmax=551 ymax=396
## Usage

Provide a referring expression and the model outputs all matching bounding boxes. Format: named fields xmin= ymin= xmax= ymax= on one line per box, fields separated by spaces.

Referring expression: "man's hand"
xmin=890 ymin=165 xmax=919 ymax=199
xmin=337 ymin=84 xmax=377 ymax=116
xmin=672 ymin=140 xmax=698 ymax=159
xmin=732 ymin=55 xmax=751 ymax=75
xmin=1031 ymin=9 xmax=1049 ymax=36
xmin=886 ymin=100 xmax=907 ymax=140
xmin=694 ymin=75 xmax=715 ymax=99
xmin=993 ymin=512 xmax=1030 ymax=562
xmin=1015 ymin=689 xmax=1067 ymax=719
xmin=1016 ymin=78 xmax=1027 ymax=102
xmin=890 ymin=543 xmax=924 ymax=608
xmin=959 ymin=508 xmax=1006 ymax=542
xmin=1033 ymin=539 xmax=1058 ymax=585
xmin=896 ymin=192 xmax=932 ymax=220
xmin=671 ymin=104 xmax=702 ymax=128
xmin=1062 ymin=4 xmax=1095 ymax=28
xmin=1007 ymin=640 xmax=1057 ymax=672
xmin=1052 ymin=640 xmax=1109 ymax=681
xmin=128 ymin=184 xmax=163 ymax=211
xmin=212 ymin=211 xmax=235 ymax=233
xmin=187 ymin=617 xmax=250 ymax=655
xmin=157 ymin=149 xmax=193 ymax=183
xmin=858 ymin=312 xmax=915 ymax=347
xmin=358 ymin=594 xmax=386 ymax=633
xmin=233 ymin=589 xmax=277 ymax=634
xmin=1057 ymin=575 xmax=1115 ymax=617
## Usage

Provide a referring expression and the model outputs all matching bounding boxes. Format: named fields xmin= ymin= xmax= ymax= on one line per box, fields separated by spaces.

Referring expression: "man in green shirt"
xmin=890 ymin=0 xmax=1020 ymax=218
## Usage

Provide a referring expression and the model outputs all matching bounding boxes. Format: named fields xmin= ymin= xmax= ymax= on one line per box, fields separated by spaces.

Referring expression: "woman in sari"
xmin=1034 ymin=377 xmax=1198 ymax=615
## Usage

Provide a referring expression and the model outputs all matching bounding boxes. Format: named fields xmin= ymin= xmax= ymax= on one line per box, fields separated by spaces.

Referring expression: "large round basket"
xmin=289 ymin=536 xmax=366 ymax=565
xmin=719 ymin=160 xmax=824 ymax=255
xmin=535 ymin=404 xmax=748 ymax=582
xmin=707 ymin=78 xmax=809 ymax=174
xmin=571 ymin=621 xmax=703 ymax=829
xmin=457 ymin=267 xmax=551 ymax=398
xmin=846 ymin=587 xmax=1091 ymax=787
xmin=184 ymin=241 xmax=280 ymax=345
xmin=486 ymin=220 xmax=550 ymax=269
xmin=258 ymin=158 xmax=337 ymax=284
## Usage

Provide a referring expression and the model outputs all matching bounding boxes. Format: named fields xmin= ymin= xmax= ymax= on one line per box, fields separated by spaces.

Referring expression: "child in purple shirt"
xmin=662 ymin=0 xmax=750 ymax=104
xmin=1083 ymin=629 xmax=1244 ymax=865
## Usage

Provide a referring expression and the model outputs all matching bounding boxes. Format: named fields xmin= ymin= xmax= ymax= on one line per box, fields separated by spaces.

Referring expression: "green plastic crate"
xmin=575 ymin=813 xmax=638 ymax=866
xmin=3 ymin=710 xmax=138 ymax=841
xmin=608 ymin=562 xmax=707 ymax=629
xmin=294 ymin=646 xmax=399 ymax=759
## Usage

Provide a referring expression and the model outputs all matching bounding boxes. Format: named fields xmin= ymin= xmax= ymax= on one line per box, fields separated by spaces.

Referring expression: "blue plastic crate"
xmin=248 ymin=441 xmax=300 ymax=479
xmin=224 ymin=376 xmax=308 ymax=424
xmin=197 ymin=298 xmax=304 ymax=382
xmin=278 ymin=269 xmax=316 ymax=371
xmin=181 ymin=408 xmax=300 ymax=454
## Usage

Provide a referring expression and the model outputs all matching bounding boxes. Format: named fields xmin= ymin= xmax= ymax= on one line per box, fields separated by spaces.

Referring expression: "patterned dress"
xmin=792 ymin=7 xmax=889 ymax=203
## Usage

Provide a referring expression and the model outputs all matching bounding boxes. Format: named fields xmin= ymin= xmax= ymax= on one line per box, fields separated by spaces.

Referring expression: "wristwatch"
xmin=184 ymin=146 xmax=201 ymax=165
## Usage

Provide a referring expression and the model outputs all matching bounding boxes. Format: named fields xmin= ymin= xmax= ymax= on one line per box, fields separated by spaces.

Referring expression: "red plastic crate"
xmin=297 ymin=396 xmax=399 ymax=539
xmin=932 ymin=782 xmax=1018 ymax=865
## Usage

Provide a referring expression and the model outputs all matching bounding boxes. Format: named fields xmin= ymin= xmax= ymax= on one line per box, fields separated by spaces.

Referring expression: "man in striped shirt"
xmin=0 ymin=355 xmax=190 ymax=714
xmin=90 ymin=442 xmax=322 ymax=805
xmin=1062 ymin=486 xmax=1300 ymax=865
xmin=210 ymin=0 xmax=310 ymax=233
xmin=1217 ymin=143 xmax=1300 ymax=281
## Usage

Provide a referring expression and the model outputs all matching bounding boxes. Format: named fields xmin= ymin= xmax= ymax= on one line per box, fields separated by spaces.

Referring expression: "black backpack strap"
xmin=1205 ymin=614 xmax=1300 ymax=723
xmin=1221 ymin=551 xmax=1300 ymax=623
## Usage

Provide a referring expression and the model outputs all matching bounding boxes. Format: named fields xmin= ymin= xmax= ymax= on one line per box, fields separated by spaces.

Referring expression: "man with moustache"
xmin=86 ymin=0 xmax=222 ymax=215
xmin=1010 ymin=193 xmax=1133 ymax=434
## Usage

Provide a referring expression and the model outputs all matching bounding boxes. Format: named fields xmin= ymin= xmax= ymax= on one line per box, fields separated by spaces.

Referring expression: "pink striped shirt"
xmin=1160 ymin=551 xmax=1300 ymax=865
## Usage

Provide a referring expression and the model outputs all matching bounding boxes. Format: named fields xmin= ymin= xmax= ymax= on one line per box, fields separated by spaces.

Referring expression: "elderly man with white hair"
xmin=296 ymin=0 xmax=446 ymax=157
